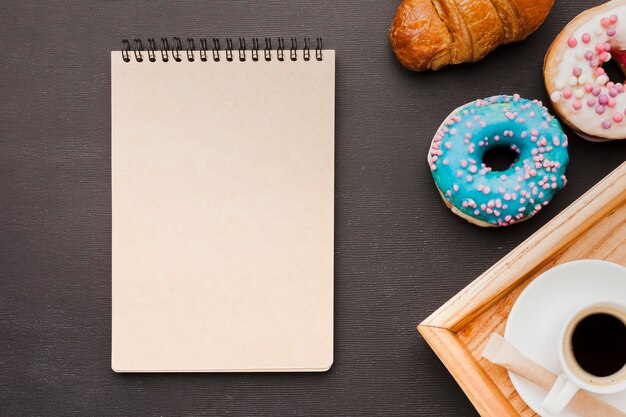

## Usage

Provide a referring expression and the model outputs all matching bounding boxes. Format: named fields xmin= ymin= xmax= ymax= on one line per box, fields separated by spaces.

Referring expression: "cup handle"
xmin=543 ymin=374 xmax=580 ymax=415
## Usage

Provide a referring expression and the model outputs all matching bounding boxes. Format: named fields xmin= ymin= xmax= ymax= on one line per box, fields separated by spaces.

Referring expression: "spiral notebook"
xmin=111 ymin=37 xmax=334 ymax=372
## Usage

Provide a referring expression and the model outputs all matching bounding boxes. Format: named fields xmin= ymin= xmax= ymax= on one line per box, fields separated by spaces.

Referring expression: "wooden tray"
xmin=418 ymin=161 xmax=626 ymax=417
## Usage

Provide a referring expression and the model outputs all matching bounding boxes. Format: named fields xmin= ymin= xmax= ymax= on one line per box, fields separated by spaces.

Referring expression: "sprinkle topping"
xmin=549 ymin=11 xmax=626 ymax=133
xmin=428 ymin=95 xmax=569 ymax=227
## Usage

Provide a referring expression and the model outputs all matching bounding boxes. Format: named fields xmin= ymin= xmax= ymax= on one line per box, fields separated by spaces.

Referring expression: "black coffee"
xmin=571 ymin=312 xmax=626 ymax=377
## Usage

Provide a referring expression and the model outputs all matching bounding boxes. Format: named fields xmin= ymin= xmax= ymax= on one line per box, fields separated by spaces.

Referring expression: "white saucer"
xmin=504 ymin=259 xmax=626 ymax=417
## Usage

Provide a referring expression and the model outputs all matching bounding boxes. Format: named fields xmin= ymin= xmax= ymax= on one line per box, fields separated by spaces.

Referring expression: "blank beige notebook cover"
xmin=111 ymin=42 xmax=334 ymax=372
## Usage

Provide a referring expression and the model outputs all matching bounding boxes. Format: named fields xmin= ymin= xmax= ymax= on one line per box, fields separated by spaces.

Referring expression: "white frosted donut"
xmin=544 ymin=0 xmax=626 ymax=141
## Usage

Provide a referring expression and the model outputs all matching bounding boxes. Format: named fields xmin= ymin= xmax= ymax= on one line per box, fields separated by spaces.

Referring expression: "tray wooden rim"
xmin=417 ymin=161 xmax=626 ymax=417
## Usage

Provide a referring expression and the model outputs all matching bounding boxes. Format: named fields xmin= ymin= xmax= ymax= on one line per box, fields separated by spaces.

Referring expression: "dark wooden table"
xmin=2 ymin=1 xmax=625 ymax=416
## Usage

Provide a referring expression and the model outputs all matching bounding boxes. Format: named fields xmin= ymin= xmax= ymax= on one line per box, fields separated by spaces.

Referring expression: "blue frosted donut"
xmin=428 ymin=95 xmax=569 ymax=227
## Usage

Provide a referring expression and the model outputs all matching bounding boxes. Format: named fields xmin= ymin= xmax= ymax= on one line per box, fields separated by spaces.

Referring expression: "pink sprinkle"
xmin=483 ymin=186 xmax=491 ymax=194
xmin=477 ymin=185 xmax=483 ymax=191
xmin=602 ymin=120 xmax=612 ymax=129
xmin=466 ymin=176 xmax=473 ymax=183
xmin=442 ymin=159 xmax=449 ymax=165
xmin=601 ymin=17 xmax=611 ymax=27
xmin=604 ymin=42 xmax=611 ymax=52
xmin=445 ymin=142 xmax=453 ymax=149
xmin=609 ymin=88 xmax=618 ymax=97
xmin=466 ymin=122 xmax=472 ymax=128
xmin=563 ymin=88 xmax=573 ymax=99
xmin=584 ymin=50 xmax=593 ymax=60
xmin=608 ymin=28 xmax=617 ymax=37
xmin=586 ymin=98 xmax=596 ymax=107
xmin=596 ymin=104 xmax=605 ymax=113
xmin=595 ymin=43 xmax=605 ymax=52
xmin=584 ymin=82 xmax=593 ymax=92
xmin=461 ymin=160 xmax=468 ymax=168
xmin=582 ymin=33 xmax=591 ymax=44
xmin=613 ymin=112 xmax=624 ymax=122
xmin=450 ymin=128 xmax=456 ymax=135
xmin=572 ymin=100 xmax=582 ymax=110
xmin=590 ymin=58 xmax=600 ymax=67
xmin=573 ymin=67 xmax=582 ymax=76
xmin=453 ymin=184 xmax=459 ymax=192
xmin=609 ymin=98 xmax=617 ymax=108
xmin=567 ymin=37 xmax=577 ymax=47
xmin=592 ymin=86 xmax=601 ymax=96
xmin=531 ymin=129 xmax=539 ymax=137
xmin=598 ymin=94 xmax=609 ymax=105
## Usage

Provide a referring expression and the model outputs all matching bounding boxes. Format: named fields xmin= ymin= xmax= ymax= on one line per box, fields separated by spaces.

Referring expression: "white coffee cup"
xmin=542 ymin=302 xmax=626 ymax=415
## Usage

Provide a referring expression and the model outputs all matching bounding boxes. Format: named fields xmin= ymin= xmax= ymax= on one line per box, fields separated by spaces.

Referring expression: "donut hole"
xmin=482 ymin=146 xmax=518 ymax=172
xmin=602 ymin=58 xmax=625 ymax=84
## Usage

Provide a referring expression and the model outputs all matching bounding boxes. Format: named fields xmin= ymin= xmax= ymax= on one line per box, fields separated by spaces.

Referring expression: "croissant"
xmin=389 ymin=0 xmax=555 ymax=71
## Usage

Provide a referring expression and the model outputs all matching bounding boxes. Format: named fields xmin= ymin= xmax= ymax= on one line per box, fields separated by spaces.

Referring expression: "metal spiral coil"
xmin=172 ymin=37 xmax=182 ymax=62
xmin=121 ymin=37 xmax=324 ymax=63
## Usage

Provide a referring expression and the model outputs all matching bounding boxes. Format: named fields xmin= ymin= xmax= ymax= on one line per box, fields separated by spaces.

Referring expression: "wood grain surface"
xmin=0 ymin=1 xmax=625 ymax=416
xmin=460 ymin=199 xmax=626 ymax=417
xmin=419 ymin=163 xmax=625 ymax=416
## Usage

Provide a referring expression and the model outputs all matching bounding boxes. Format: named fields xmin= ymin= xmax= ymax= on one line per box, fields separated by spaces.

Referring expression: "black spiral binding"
xmin=121 ymin=37 xmax=324 ymax=63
